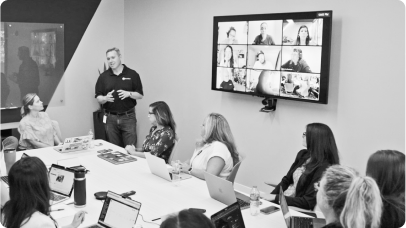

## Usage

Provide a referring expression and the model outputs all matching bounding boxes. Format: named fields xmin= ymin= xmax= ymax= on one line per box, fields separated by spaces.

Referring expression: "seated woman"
xmin=179 ymin=113 xmax=239 ymax=180
xmin=1 ymin=157 xmax=85 ymax=228
xmin=18 ymin=93 xmax=62 ymax=149
xmin=316 ymin=165 xmax=382 ymax=228
xmin=260 ymin=123 xmax=340 ymax=210
xmin=366 ymin=150 xmax=405 ymax=228
xmin=160 ymin=209 xmax=214 ymax=228
xmin=125 ymin=101 xmax=176 ymax=163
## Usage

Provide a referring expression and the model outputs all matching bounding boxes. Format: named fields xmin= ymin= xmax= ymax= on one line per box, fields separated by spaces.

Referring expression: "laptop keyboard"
xmin=51 ymin=192 xmax=67 ymax=202
xmin=291 ymin=217 xmax=314 ymax=228
xmin=1 ymin=176 xmax=9 ymax=185
xmin=237 ymin=198 xmax=250 ymax=209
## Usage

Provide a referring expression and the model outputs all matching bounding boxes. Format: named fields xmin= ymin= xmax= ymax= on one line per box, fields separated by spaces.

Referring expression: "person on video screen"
xmin=220 ymin=68 xmax=235 ymax=91
xmin=222 ymin=27 xmax=238 ymax=44
xmin=281 ymin=48 xmax=311 ymax=73
xmin=220 ymin=45 xmax=235 ymax=68
xmin=252 ymin=50 xmax=273 ymax=70
xmin=295 ymin=25 xmax=312 ymax=46
xmin=252 ymin=22 xmax=275 ymax=45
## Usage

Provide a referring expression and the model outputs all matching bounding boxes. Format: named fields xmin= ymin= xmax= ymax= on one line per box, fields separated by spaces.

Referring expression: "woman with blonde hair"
xmin=179 ymin=113 xmax=239 ymax=180
xmin=316 ymin=165 xmax=382 ymax=228
xmin=18 ymin=93 xmax=62 ymax=149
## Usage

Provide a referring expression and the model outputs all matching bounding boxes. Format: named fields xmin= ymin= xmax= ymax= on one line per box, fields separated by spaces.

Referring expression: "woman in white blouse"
xmin=179 ymin=113 xmax=239 ymax=180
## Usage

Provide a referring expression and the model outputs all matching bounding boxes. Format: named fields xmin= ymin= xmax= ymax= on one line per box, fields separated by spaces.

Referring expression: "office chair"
xmin=1 ymin=136 xmax=18 ymax=151
xmin=227 ymin=160 xmax=242 ymax=184
xmin=167 ymin=137 xmax=179 ymax=164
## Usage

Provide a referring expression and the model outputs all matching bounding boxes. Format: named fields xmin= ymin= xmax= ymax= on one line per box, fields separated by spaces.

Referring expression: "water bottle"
xmin=171 ymin=160 xmax=181 ymax=187
xmin=88 ymin=129 xmax=94 ymax=149
xmin=74 ymin=167 xmax=86 ymax=207
xmin=250 ymin=186 xmax=260 ymax=216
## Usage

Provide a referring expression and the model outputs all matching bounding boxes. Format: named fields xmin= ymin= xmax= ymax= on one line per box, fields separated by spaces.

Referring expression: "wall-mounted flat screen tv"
xmin=212 ymin=11 xmax=332 ymax=104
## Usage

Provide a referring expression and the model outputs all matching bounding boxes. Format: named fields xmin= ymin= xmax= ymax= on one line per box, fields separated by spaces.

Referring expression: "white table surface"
xmin=1 ymin=140 xmax=310 ymax=228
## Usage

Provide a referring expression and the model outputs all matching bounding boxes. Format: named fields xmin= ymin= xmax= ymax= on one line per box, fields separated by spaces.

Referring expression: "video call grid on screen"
xmin=212 ymin=11 xmax=332 ymax=104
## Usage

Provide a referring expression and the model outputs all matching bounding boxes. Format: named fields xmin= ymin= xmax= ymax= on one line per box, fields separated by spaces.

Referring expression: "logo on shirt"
xmin=122 ymin=77 xmax=131 ymax=80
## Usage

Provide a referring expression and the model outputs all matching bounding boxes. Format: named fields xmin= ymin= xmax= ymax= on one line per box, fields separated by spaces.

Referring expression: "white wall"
xmin=123 ymin=0 xmax=405 ymax=192
xmin=46 ymin=0 xmax=125 ymax=139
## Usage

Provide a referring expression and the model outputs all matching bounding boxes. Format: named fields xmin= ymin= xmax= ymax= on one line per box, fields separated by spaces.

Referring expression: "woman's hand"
xmin=260 ymin=192 xmax=276 ymax=202
xmin=70 ymin=211 xmax=85 ymax=228
xmin=125 ymin=145 xmax=136 ymax=154
xmin=179 ymin=162 xmax=191 ymax=173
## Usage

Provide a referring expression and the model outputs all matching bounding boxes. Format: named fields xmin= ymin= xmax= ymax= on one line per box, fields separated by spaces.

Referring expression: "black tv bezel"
xmin=211 ymin=10 xmax=332 ymax=104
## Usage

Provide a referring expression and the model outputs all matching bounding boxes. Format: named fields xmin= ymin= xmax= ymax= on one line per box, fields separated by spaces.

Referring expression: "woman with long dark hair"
xmin=261 ymin=123 xmax=340 ymax=210
xmin=295 ymin=25 xmax=310 ymax=46
xmin=160 ymin=209 xmax=214 ymax=228
xmin=2 ymin=157 xmax=85 ymax=228
xmin=126 ymin=101 xmax=176 ymax=163
xmin=179 ymin=113 xmax=239 ymax=180
xmin=220 ymin=45 xmax=234 ymax=68
xmin=366 ymin=150 xmax=405 ymax=228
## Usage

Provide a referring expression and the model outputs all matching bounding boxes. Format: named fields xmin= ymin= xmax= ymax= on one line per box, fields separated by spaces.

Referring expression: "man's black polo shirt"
xmin=95 ymin=64 xmax=143 ymax=113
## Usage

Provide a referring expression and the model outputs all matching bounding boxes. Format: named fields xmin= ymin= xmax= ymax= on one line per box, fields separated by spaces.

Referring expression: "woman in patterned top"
xmin=125 ymin=101 xmax=176 ymax=163
xmin=260 ymin=123 xmax=340 ymax=210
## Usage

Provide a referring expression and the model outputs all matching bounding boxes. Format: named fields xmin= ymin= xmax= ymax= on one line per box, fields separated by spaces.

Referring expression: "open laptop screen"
xmin=279 ymin=186 xmax=291 ymax=228
xmin=98 ymin=191 xmax=141 ymax=228
xmin=211 ymin=202 xmax=245 ymax=228
xmin=48 ymin=165 xmax=75 ymax=196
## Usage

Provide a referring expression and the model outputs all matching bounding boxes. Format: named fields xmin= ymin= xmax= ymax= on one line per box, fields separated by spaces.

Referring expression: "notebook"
xmin=48 ymin=164 xmax=75 ymax=205
xmin=97 ymin=151 xmax=137 ymax=165
xmin=144 ymin=152 xmax=192 ymax=182
xmin=1 ymin=153 xmax=29 ymax=186
xmin=211 ymin=202 xmax=246 ymax=228
xmin=279 ymin=186 xmax=326 ymax=228
xmin=204 ymin=172 xmax=257 ymax=210
xmin=53 ymin=135 xmax=92 ymax=153
xmin=83 ymin=191 xmax=142 ymax=228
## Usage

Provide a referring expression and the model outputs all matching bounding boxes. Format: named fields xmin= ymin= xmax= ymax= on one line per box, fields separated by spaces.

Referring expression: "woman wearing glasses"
xmin=179 ymin=113 xmax=240 ymax=180
xmin=261 ymin=123 xmax=340 ymax=210
xmin=125 ymin=101 xmax=176 ymax=164
xmin=18 ymin=93 xmax=62 ymax=149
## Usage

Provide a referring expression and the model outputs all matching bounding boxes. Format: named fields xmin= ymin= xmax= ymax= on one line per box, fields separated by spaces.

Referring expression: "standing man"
xmin=95 ymin=47 xmax=143 ymax=147
xmin=10 ymin=46 xmax=40 ymax=100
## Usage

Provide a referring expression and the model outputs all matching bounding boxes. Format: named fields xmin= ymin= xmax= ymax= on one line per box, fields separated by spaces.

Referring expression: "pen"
xmin=51 ymin=209 xmax=65 ymax=212
xmin=152 ymin=218 xmax=160 ymax=221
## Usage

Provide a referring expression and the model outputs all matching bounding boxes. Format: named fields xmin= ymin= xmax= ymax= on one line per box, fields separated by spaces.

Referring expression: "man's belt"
xmin=104 ymin=108 xmax=135 ymax=116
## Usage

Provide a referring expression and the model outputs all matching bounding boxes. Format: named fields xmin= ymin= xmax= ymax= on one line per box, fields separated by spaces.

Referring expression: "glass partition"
xmin=1 ymin=22 xmax=64 ymax=109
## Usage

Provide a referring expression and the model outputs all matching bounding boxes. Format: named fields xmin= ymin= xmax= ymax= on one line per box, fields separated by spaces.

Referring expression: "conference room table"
xmin=1 ymin=139 xmax=311 ymax=228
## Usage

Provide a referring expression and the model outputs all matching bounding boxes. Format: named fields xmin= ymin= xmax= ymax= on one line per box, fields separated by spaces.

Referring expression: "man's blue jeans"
xmin=105 ymin=111 xmax=137 ymax=148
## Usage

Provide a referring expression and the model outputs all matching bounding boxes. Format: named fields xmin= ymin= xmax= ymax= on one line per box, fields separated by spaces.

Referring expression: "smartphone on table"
xmin=260 ymin=206 xmax=280 ymax=215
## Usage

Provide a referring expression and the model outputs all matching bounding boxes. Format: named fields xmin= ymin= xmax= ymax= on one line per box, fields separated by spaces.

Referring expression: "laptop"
xmin=84 ymin=191 xmax=141 ymax=228
xmin=144 ymin=152 xmax=192 ymax=182
xmin=48 ymin=164 xmax=75 ymax=205
xmin=1 ymin=153 xmax=29 ymax=185
xmin=279 ymin=186 xmax=326 ymax=228
xmin=211 ymin=202 xmax=246 ymax=228
xmin=204 ymin=172 xmax=259 ymax=210
xmin=53 ymin=135 xmax=92 ymax=153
